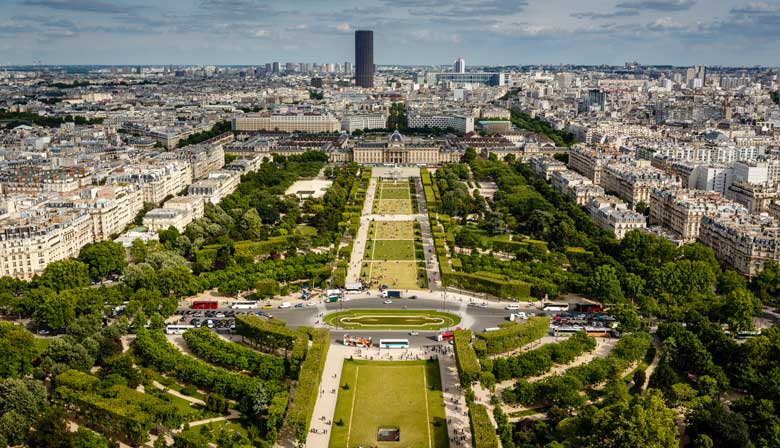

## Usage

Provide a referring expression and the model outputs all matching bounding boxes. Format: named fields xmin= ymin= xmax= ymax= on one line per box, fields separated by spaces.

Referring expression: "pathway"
xmin=413 ymin=176 xmax=441 ymax=289
xmin=306 ymin=344 xmax=350 ymax=447
xmin=641 ymin=339 xmax=662 ymax=394
xmin=345 ymin=177 xmax=377 ymax=285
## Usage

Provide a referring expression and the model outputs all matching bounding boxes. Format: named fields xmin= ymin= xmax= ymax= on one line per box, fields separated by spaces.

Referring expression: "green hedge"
xmin=489 ymin=332 xmax=596 ymax=381
xmin=469 ymin=403 xmax=499 ymax=448
xmin=442 ymin=271 xmax=531 ymax=300
xmin=502 ymin=332 xmax=652 ymax=407
xmin=475 ymin=317 xmax=550 ymax=356
xmin=284 ymin=328 xmax=330 ymax=443
xmin=131 ymin=329 xmax=281 ymax=401
xmin=454 ymin=329 xmax=480 ymax=384
xmin=183 ymin=327 xmax=287 ymax=379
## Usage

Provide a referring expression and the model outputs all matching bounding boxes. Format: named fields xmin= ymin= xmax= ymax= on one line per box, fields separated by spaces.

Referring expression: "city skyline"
xmin=0 ymin=0 xmax=779 ymax=66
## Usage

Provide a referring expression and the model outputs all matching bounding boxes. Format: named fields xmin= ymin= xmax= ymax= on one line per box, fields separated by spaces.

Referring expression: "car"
xmin=505 ymin=304 xmax=520 ymax=310
xmin=294 ymin=303 xmax=305 ymax=308
xmin=262 ymin=304 xmax=274 ymax=309
xmin=307 ymin=301 xmax=317 ymax=306
xmin=215 ymin=312 xmax=225 ymax=318
xmin=383 ymin=299 xmax=393 ymax=304
xmin=409 ymin=331 xmax=420 ymax=336
xmin=279 ymin=302 xmax=291 ymax=309
xmin=190 ymin=318 xmax=201 ymax=326
xmin=408 ymin=295 xmax=417 ymax=300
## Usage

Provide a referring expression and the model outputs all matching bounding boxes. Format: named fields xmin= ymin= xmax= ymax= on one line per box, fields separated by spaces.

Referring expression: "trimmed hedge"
xmin=236 ymin=315 xmax=309 ymax=371
xmin=284 ymin=327 xmax=330 ymax=443
xmin=502 ymin=332 xmax=651 ymax=407
xmin=469 ymin=403 xmax=499 ymax=448
xmin=182 ymin=327 xmax=287 ymax=379
xmin=131 ymin=329 xmax=282 ymax=401
xmin=454 ymin=329 xmax=481 ymax=384
xmin=475 ymin=317 xmax=550 ymax=356
xmin=442 ymin=271 xmax=531 ymax=299
xmin=489 ymin=331 xmax=596 ymax=381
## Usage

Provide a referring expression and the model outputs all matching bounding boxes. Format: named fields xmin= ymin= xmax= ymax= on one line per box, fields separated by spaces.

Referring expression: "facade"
xmin=407 ymin=113 xmax=474 ymax=134
xmin=143 ymin=208 xmax=193 ymax=233
xmin=0 ymin=209 xmax=94 ymax=279
xmin=188 ymin=171 xmax=241 ymax=205
xmin=649 ymin=188 xmax=746 ymax=243
xmin=699 ymin=213 xmax=780 ymax=276
xmin=232 ymin=113 xmax=341 ymax=133
xmin=585 ymin=195 xmax=646 ymax=239
xmin=88 ymin=186 xmax=144 ymax=241
xmin=428 ymin=72 xmax=506 ymax=86
xmin=727 ymin=181 xmax=780 ymax=214
xmin=355 ymin=30 xmax=374 ymax=88
xmin=351 ymin=131 xmax=444 ymax=165
xmin=341 ymin=113 xmax=388 ymax=132
xmin=602 ymin=161 xmax=680 ymax=206
xmin=107 ymin=161 xmax=193 ymax=205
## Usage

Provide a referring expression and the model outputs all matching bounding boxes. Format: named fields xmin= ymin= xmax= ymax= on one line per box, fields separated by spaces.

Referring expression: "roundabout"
xmin=324 ymin=309 xmax=461 ymax=330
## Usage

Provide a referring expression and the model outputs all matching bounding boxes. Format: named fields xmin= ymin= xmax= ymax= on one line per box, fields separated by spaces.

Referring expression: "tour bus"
xmin=542 ymin=302 xmax=570 ymax=312
xmin=483 ymin=327 xmax=501 ymax=333
xmin=343 ymin=335 xmax=373 ymax=347
xmin=435 ymin=332 xmax=454 ymax=342
xmin=231 ymin=301 xmax=258 ymax=310
xmin=165 ymin=324 xmax=195 ymax=335
xmin=379 ymin=338 xmax=410 ymax=349
xmin=191 ymin=301 xmax=218 ymax=310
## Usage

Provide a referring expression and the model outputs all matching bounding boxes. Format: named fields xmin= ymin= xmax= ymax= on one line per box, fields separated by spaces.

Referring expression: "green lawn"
xmin=372 ymin=239 xmax=415 ymax=260
xmin=361 ymin=261 xmax=421 ymax=289
xmin=381 ymin=187 xmax=411 ymax=200
xmin=329 ymin=360 xmax=448 ymax=448
xmin=324 ymin=309 xmax=460 ymax=330
xmin=374 ymin=221 xmax=415 ymax=240
xmin=374 ymin=198 xmax=413 ymax=214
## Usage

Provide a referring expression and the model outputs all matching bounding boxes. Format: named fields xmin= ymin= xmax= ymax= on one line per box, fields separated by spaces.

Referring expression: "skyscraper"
xmin=454 ymin=58 xmax=465 ymax=74
xmin=355 ymin=30 xmax=374 ymax=88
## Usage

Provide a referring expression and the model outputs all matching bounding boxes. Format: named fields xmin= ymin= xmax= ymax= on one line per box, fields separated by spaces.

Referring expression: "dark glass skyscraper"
xmin=355 ymin=30 xmax=374 ymax=88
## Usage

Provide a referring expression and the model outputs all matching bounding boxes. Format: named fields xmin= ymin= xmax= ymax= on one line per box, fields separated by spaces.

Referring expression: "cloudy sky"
xmin=0 ymin=0 xmax=778 ymax=66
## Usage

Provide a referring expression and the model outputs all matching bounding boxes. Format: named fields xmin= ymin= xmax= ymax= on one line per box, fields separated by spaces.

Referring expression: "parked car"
xmin=409 ymin=331 xmax=420 ymax=336
xmin=383 ymin=299 xmax=393 ymax=304
xmin=279 ymin=302 xmax=291 ymax=309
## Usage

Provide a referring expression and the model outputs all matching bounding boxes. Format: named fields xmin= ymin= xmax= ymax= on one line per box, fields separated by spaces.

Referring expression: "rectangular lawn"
xmin=372 ymin=239 xmax=415 ymax=260
xmin=380 ymin=187 xmax=411 ymax=200
xmin=329 ymin=360 xmax=448 ymax=448
xmin=362 ymin=261 xmax=420 ymax=289
xmin=375 ymin=221 xmax=415 ymax=240
xmin=374 ymin=198 xmax=413 ymax=215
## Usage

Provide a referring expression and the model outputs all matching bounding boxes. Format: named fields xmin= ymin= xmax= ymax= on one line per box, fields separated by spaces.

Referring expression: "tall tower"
xmin=454 ymin=58 xmax=465 ymax=74
xmin=355 ymin=30 xmax=374 ymax=88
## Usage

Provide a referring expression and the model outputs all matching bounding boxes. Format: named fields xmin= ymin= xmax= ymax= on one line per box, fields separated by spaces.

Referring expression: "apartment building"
xmin=143 ymin=208 xmax=193 ymax=233
xmin=163 ymin=144 xmax=225 ymax=180
xmin=585 ymin=195 xmax=646 ymax=239
xmin=567 ymin=145 xmax=622 ymax=185
xmin=550 ymin=169 xmax=602 ymax=205
xmin=232 ymin=113 xmax=341 ymax=133
xmin=87 ymin=186 xmax=144 ymax=241
xmin=602 ymin=161 xmax=680 ymax=206
xmin=188 ymin=171 xmax=241 ymax=205
xmin=699 ymin=213 xmax=780 ymax=276
xmin=163 ymin=196 xmax=205 ymax=220
xmin=0 ymin=208 xmax=94 ymax=279
xmin=107 ymin=161 xmax=193 ymax=205
xmin=529 ymin=157 xmax=568 ymax=181
xmin=727 ymin=181 xmax=780 ymax=213
xmin=649 ymin=188 xmax=746 ymax=243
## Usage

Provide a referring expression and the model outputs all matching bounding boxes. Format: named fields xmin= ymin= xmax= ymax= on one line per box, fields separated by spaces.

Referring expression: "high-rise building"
xmin=272 ymin=62 xmax=280 ymax=73
xmin=344 ymin=61 xmax=352 ymax=74
xmin=694 ymin=64 xmax=707 ymax=82
xmin=265 ymin=63 xmax=272 ymax=73
xmin=454 ymin=58 xmax=465 ymax=74
xmin=355 ymin=30 xmax=374 ymax=88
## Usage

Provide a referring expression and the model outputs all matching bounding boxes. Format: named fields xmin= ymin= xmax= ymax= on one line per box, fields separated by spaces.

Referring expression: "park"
xmin=324 ymin=309 xmax=461 ymax=330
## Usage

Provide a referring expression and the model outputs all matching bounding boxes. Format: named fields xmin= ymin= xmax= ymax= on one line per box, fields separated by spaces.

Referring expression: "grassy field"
xmin=374 ymin=198 xmax=413 ymax=214
xmin=374 ymin=221 xmax=415 ymax=239
xmin=361 ymin=261 xmax=420 ymax=289
xmin=324 ymin=309 xmax=460 ymax=330
xmin=380 ymin=187 xmax=411 ymax=200
xmin=329 ymin=360 xmax=448 ymax=448
xmin=372 ymin=239 xmax=416 ymax=260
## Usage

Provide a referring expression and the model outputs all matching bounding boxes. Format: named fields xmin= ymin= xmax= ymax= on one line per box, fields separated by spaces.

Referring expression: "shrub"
xmin=475 ymin=317 xmax=550 ymax=356
xmin=469 ymin=403 xmax=499 ymax=448
xmin=454 ymin=330 xmax=480 ymax=384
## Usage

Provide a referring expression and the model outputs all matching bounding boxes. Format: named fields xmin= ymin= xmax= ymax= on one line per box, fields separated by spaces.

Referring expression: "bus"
xmin=344 ymin=335 xmax=373 ymax=347
xmin=192 ymin=301 xmax=218 ymax=310
xmin=435 ymin=332 xmax=454 ymax=342
xmin=231 ymin=301 xmax=258 ymax=309
xmin=379 ymin=339 xmax=410 ymax=349
xmin=165 ymin=325 xmax=195 ymax=335
xmin=483 ymin=327 xmax=501 ymax=333
xmin=542 ymin=302 xmax=569 ymax=312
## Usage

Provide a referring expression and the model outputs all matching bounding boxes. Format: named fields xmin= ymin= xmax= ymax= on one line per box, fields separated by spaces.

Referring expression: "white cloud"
xmin=335 ymin=22 xmax=352 ymax=32
xmin=253 ymin=28 xmax=271 ymax=37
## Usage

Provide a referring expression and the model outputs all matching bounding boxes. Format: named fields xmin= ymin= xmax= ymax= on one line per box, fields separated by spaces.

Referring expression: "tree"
xmin=78 ymin=241 xmax=127 ymax=279
xmin=687 ymin=399 xmax=750 ymax=448
xmin=589 ymin=265 xmax=625 ymax=304
xmin=238 ymin=208 xmax=263 ymax=240
xmin=722 ymin=288 xmax=761 ymax=332
xmin=26 ymin=407 xmax=75 ymax=448
xmin=33 ymin=291 xmax=77 ymax=331
xmin=0 ymin=322 xmax=38 ymax=378
xmin=0 ymin=378 xmax=47 ymax=446
xmin=752 ymin=260 xmax=780 ymax=303
xmin=35 ymin=260 xmax=90 ymax=292
xmin=461 ymin=147 xmax=478 ymax=163
xmin=130 ymin=239 xmax=148 ymax=262
xmin=562 ymin=390 xmax=678 ymax=448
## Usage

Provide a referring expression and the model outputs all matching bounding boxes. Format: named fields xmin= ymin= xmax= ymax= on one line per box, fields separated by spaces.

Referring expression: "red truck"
xmin=435 ymin=332 xmax=454 ymax=342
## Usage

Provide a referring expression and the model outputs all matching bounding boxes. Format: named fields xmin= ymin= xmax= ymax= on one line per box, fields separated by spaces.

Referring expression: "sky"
xmin=0 ymin=0 xmax=779 ymax=66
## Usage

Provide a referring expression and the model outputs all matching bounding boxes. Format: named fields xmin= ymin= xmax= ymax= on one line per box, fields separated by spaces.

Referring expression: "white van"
xmin=278 ymin=302 xmax=291 ymax=309
xmin=509 ymin=312 xmax=528 ymax=321
xmin=505 ymin=304 xmax=520 ymax=310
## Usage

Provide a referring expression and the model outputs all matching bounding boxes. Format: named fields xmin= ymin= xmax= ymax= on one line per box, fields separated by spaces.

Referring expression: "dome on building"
xmin=388 ymin=130 xmax=405 ymax=144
